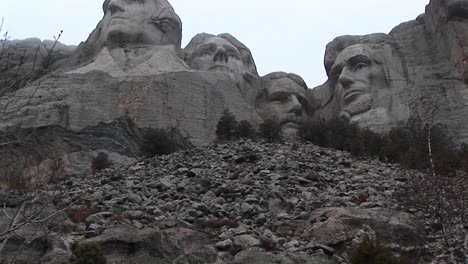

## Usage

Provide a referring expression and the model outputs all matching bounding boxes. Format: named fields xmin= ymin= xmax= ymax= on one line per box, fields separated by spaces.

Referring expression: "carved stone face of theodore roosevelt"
xmin=257 ymin=73 xmax=309 ymax=137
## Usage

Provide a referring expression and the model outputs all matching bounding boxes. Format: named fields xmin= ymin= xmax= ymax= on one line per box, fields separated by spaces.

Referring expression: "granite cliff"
xmin=1 ymin=0 xmax=467 ymax=177
xmin=310 ymin=0 xmax=468 ymax=140
xmin=0 ymin=1 xmax=468 ymax=262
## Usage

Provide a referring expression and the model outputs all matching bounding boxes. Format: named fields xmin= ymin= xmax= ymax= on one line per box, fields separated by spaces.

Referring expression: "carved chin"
xmin=282 ymin=122 xmax=300 ymax=138
xmin=343 ymin=93 xmax=373 ymax=117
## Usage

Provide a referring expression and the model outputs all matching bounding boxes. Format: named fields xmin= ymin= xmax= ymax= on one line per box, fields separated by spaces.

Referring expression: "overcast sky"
xmin=0 ymin=0 xmax=429 ymax=87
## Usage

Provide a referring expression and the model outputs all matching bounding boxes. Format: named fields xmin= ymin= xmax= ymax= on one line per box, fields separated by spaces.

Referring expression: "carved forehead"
xmin=265 ymin=77 xmax=306 ymax=96
xmin=334 ymin=44 xmax=372 ymax=64
xmin=196 ymin=37 xmax=239 ymax=52
xmin=103 ymin=0 xmax=161 ymax=12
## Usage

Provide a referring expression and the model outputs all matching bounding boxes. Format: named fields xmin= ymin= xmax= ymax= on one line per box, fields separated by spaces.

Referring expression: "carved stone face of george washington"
xmin=102 ymin=0 xmax=181 ymax=48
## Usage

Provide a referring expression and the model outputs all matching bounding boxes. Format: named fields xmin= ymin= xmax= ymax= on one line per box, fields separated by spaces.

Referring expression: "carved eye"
xmin=271 ymin=94 xmax=289 ymax=103
xmin=228 ymin=54 xmax=239 ymax=60
xmin=355 ymin=63 xmax=368 ymax=70
xmin=200 ymin=51 xmax=211 ymax=56
xmin=297 ymin=96 xmax=307 ymax=107
xmin=330 ymin=67 xmax=342 ymax=79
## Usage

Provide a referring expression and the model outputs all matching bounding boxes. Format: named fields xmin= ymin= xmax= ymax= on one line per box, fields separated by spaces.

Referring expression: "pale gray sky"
xmin=0 ymin=0 xmax=429 ymax=87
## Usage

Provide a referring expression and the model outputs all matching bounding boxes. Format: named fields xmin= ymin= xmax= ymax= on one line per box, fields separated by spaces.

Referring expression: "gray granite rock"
xmin=310 ymin=0 xmax=468 ymax=143
xmin=78 ymin=224 xmax=217 ymax=264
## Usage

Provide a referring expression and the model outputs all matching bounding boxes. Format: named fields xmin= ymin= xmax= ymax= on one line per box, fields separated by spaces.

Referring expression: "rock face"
xmin=0 ymin=0 xmax=266 ymax=177
xmin=0 ymin=38 xmax=76 ymax=96
xmin=310 ymin=0 xmax=468 ymax=142
xmin=0 ymin=71 xmax=259 ymax=145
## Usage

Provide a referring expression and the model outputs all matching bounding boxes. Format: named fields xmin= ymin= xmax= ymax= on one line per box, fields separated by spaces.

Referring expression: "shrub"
xmin=379 ymin=127 xmax=413 ymax=163
xmin=298 ymin=120 xmax=327 ymax=147
xmin=141 ymin=128 xmax=178 ymax=157
xmin=70 ymin=244 xmax=107 ymax=264
xmin=349 ymin=234 xmax=409 ymax=264
xmin=91 ymin=152 xmax=111 ymax=172
xmin=237 ymin=120 xmax=255 ymax=139
xmin=299 ymin=118 xmax=360 ymax=151
xmin=433 ymin=148 xmax=462 ymax=175
xmin=359 ymin=128 xmax=383 ymax=157
xmin=462 ymin=143 xmax=468 ymax=172
xmin=259 ymin=237 xmax=276 ymax=252
xmin=399 ymin=146 xmax=428 ymax=170
xmin=216 ymin=109 xmax=239 ymax=141
xmin=66 ymin=206 xmax=100 ymax=223
xmin=258 ymin=116 xmax=282 ymax=142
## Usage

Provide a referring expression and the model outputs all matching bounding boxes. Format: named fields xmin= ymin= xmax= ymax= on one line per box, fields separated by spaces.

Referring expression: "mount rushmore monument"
xmin=0 ymin=0 xmax=467 ymax=174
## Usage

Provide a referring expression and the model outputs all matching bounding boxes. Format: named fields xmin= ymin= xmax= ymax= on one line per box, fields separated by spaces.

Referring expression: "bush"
xmin=216 ymin=109 xmax=239 ymax=141
xmin=300 ymin=117 xmax=467 ymax=174
xmin=70 ymin=244 xmax=107 ymax=264
xmin=237 ymin=120 xmax=255 ymax=139
xmin=299 ymin=118 xmax=362 ymax=151
xmin=66 ymin=206 xmax=100 ymax=224
xmin=349 ymin=234 xmax=409 ymax=264
xmin=298 ymin=119 xmax=327 ymax=147
xmin=258 ymin=116 xmax=282 ymax=142
xmin=91 ymin=152 xmax=111 ymax=172
xmin=433 ymin=148 xmax=462 ymax=176
xmin=399 ymin=146 xmax=428 ymax=170
xmin=462 ymin=143 xmax=468 ymax=172
xmin=141 ymin=128 xmax=178 ymax=157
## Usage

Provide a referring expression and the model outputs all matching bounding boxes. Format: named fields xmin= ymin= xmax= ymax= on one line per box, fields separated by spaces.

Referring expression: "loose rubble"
xmin=1 ymin=140 xmax=458 ymax=263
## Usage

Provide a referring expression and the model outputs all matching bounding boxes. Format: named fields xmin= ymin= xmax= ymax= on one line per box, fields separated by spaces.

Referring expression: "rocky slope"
xmin=3 ymin=140 xmax=457 ymax=264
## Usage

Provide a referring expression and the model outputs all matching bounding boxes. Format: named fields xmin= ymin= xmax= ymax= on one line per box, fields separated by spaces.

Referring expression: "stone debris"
xmin=20 ymin=139 xmax=434 ymax=263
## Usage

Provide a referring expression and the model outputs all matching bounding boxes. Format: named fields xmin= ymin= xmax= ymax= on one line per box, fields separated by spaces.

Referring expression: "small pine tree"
xmin=70 ymin=244 xmax=107 ymax=264
xmin=238 ymin=120 xmax=255 ymax=139
xmin=91 ymin=152 xmax=112 ymax=172
xmin=349 ymin=234 xmax=409 ymax=264
xmin=258 ymin=117 xmax=282 ymax=142
xmin=141 ymin=128 xmax=177 ymax=157
xmin=216 ymin=109 xmax=239 ymax=141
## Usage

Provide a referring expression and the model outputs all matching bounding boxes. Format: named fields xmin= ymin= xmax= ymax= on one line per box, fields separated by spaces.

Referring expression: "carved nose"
xmin=338 ymin=67 xmax=354 ymax=88
xmin=214 ymin=49 xmax=228 ymax=63
xmin=107 ymin=0 xmax=125 ymax=15
xmin=288 ymin=96 xmax=303 ymax=115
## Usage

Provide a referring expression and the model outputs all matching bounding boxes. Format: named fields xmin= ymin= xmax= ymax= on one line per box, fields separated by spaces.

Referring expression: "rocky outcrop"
xmin=0 ymin=38 xmax=76 ymax=95
xmin=310 ymin=0 xmax=468 ymax=142
xmin=0 ymin=199 xmax=73 ymax=263
xmin=77 ymin=224 xmax=217 ymax=264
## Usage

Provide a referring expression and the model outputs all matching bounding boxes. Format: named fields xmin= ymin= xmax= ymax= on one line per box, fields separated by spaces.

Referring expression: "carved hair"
xmin=72 ymin=0 xmax=181 ymax=66
xmin=256 ymin=72 xmax=309 ymax=109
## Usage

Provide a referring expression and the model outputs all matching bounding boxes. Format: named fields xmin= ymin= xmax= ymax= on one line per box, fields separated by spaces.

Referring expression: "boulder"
xmin=77 ymin=224 xmax=217 ymax=264
xmin=304 ymin=207 xmax=426 ymax=258
xmin=231 ymin=250 xmax=337 ymax=264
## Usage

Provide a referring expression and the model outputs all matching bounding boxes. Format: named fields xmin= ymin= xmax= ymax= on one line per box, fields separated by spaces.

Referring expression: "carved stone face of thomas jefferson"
xmin=188 ymin=37 xmax=245 ymax=74
xmin=330 ymin=44 xmax=388 ymax=118
xmin=102 ymin=0 xmax=181 ymax=48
